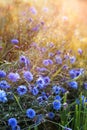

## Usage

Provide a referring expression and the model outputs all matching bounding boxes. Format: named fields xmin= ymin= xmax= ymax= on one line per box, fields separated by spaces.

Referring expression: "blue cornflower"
xmin=48 ymin=112 xmax=55 ymax=119
xmin=53 ymin=100 xmax=61 ymax=110
xmin=54 ymin=95 xmax=61 ymax=101
xmin=0 ymin=80 xmax=10 ymax=89
xmin=55 ymin=56 xmax=62 ymax=64
xmin=23 ymin=71 xmax=33 ymax=82
xmin=8 ymin=118 xmax=17 ymax=128
xmin=36 ymin=77 xmax=45 ymax=89
xmin=19 ymin=55 xmax=28 ymax=64
xmin=44 ymin=76 xmax=50 ymax=86
xmin=17 ymin=85 xmax=27 ymax=96
xmin=52 ymin=86 xmax=61 ymax=94
xmin=70 ymin=56 xmax=76 ymax=64
xmin=31 ymin=87 xmax=39 ymax=96
xmin=11 ymin=39 xmax=19 ymax=44
xmin=0 ymin=70 xmax=6 ymax=78
xmin=43 ymin=59 xmax=53 ymax=66
xmin=26 ymin=108 xmax=36 ymax=119
xmin=8 ymin=72 xmax=20 ymax=82
xmin=0 ymin=90 xmax=7 ymax=103
xmin=68 ymin=81 xmax=78 ymax=89
xmin=69 ymin=68 xmax=84 ymax=79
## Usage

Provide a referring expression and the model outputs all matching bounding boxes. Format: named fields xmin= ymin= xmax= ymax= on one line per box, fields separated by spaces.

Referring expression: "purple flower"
xmin=36 ymin=77 xmax=45 ymax=89
xmin=11 ymin=39 xmax=19 ymax=44
xmin=68 ymin=81 xmax=78 ymax=89
xmin=29 ymin=7 xmax=37 ymax=14
xmin=0 ymin=90 xmax=7 ymax=103
xmin=70 ymin=56 xmax=76 ymax=64
xmin=43 ymin=76 xmax=50 ymax=86
xmin=26 ymin=108 xmax=36 ymax=119
xmin=8 ymin=72 xmax=20 ymax=82
xmin=0 ymin=70 xmax=6 ymax=78
xmin=55 ymin=56 xmax=62 ymax=64
xmin=23 ymin=71 xmax=33 ymax=82
xmin=0 ymin=80 xmax=10 ymax=89
xmin=43 ymin=59 xmax=53 ymax=66
xmin=36 ymin=67 xmax=48 ymax=72
xmin=78 ymin=48 xmax=83 ymax=55
xmin=31 ymin=87 xmax=39 ymax=96
xmin=69 ymin=68 xmax=84 ymax=79
xmin=64 ymin=127 xmax=72 ymax=130
xmin=17 ymin=85 xmax=27 ymax=96
xmin=52 ymin=86 xmax=61 ymax=94
xmin=53 ymin=100 xmax=61 ymax=110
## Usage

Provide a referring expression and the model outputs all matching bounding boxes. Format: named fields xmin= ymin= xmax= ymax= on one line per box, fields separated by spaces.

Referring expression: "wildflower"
xmin=11 ymin=39 xmax=19 ymax=44
xmin=8 ymin=72 xmax=20 ymax=82
xmin=44 ymin=76 xmax=50 ymax=86
xmin=70 ymin=56 xmax=76 ymax=64
xmin=8 ymin=118 xmax=17 ymax=128
xmin=43 ymin=59 xmax=53 ymax=66
xmin=52 ymin=86 xmax=61 ymax=94
xmin=0 ymin=70 xmax=6 ymax=78
xmin=68 ymin=81 xmax=78 ymax=89
xmin=26 ymin=108 xmax=36 ymax=119
xmin=36 ymin=67 xmax=48 ymax=72
xmin=63 ymin=102 xmax=68 ymax=109
xmin=23 ymin=71 xmax=33 ymax=82
xmin=54 ymin=95 xmax=61 ymax=101
xmin=36 ymin=77 xmax=45 ymax=89
xmin=78 ymin=48 xmax=83 ymax=55
xmin=17 ymin=85 xmax=27 ymax=96
xmin=69 ymin=68 xmax=84 ymax=79
xmin=0 ymin=90 xmax=7 ymax=103
xmin=48 ymin=112 xmax=55 ymax=119
xmin=55 ymin=56 xmax=62 ymax=64
xmin=0 ymin=80 xmax=10 ymax=89
xmin=31 ymin=87 xmax=39 ymax=96
xmin=53 ymin=100 xmax=61 ymax=110
xmin=30 ymin=7 xmax=37 ymax=14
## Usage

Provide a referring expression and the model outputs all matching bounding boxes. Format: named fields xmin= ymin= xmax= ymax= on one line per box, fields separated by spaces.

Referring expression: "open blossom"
xmin=53 ymin=100 xmax=61 ymax=110
xmin=0 ymin=80 xmax=10 ymax=89
xmin=11 ymin=39 xmax=19 ymax=44
xmin=8 ymin=72 xmax=20 ymax=82
xmin=8 ymin=118 xmax=17 ymax=128
xmin=26 ymin=108 xmax=36 ymax=119
xmin=17 ymin=85 xmax=27 ymax=96
xmin=23 ymin=71 xmax=33 ymax=82
xmin=0 ymin=70 xmax=6 ymax=78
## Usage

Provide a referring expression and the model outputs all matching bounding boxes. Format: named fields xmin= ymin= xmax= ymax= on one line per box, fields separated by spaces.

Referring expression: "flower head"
xmin=8 ymin=118 xmax=17 ymax=128
xmin=0 ymin=70 xmax=6 ymax=78
xmin=26 ymin=108 xmax=36 ymax=119
xmin=0 ymin=90 xmax=7 ymax=103
xmin=53 ymin=100 xmax=61 ymax=110
xmin=17 ymin=85 xmax=27 ymax=96
xmin=55 ymin=56 xmax=62 ymax=64
xmin=23 ymin=71 xmax=33 ymax=82
xmin=70 ymin=56 xmax=76 ymax=64
xmin=8 ymin=72 xmax=20 ymax=82
xmin=68 ymin=81 xmax=78 ymax=89
xmin=52 ymin=86 xmax=61 ymax=94
xmin=31 ymin=87 xmax=39 ymax=96
xmin=11 ymin=39 xmax=19 ymax=44
xmin=0 ymin=80 xmax=10 ymax=89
